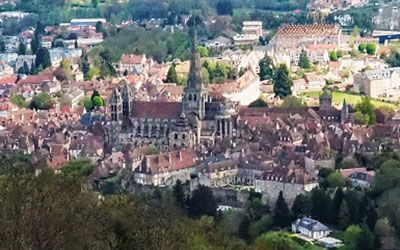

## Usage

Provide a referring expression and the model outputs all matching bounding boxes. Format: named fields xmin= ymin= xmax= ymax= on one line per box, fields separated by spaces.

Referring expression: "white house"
xmin=292 ymin=217 xmax=332 ymax=240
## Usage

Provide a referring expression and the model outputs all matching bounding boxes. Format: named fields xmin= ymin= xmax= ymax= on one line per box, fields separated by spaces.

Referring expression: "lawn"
xmin=300 ymin=91 xmax=398 ymax=109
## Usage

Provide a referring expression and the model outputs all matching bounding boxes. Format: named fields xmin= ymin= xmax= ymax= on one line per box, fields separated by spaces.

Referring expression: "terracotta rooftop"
xmin=0 ymin=76 xmax=17 ymax=85
xmin=18 ymin=75 xmax=52 ymax=85
xmin=120 ymin=54 xmax=146 ymax=65
xmin=276 ymin=24 xmax=339 ymax=37
xmin=131 ymin=101 xmax=182 ymax=119
xmin=143 ymin=149 xmax=197 ymax=174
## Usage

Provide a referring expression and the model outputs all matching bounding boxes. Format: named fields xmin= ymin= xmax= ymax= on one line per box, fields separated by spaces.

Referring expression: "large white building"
xmin=233 ymin=21 xmax=263 ymax=46
xmin=353 ymin=67 xmax=400 ymax=101
xmin=292 ymin=217 xmax=331 ymax=240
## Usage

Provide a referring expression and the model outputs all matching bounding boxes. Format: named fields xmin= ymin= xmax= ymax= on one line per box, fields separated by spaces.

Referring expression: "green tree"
xmin=81 ymin=96 xmax=93 ymax=112
xmin=341 ymin=224 xmax=378 ymax=250
xmin=238 ymin=215 xmax=251 ymax=243
xmin=95 ymin=21 xmax=103 ymax=33
xmin=329 ymin=50 xmax=338 ymax=61
xmin=355 ymin=97 xmax=376 ymax=125
xmin=248 ymin=97 xmax=268 ymax=108
xmin=366 ymin=43 xmax=376 ymax=55
xmin=359 ymin=194 xmax=377 ymax=231
xmin=35 ymin=47 xmax=51 ymax=70
xmin=166 ymin=64 xmax=178 ymax=83
xmin=60 ymin=58 xmax=72 ymax=81
xmin=354 ymin=111 xmax=369 ymax=124
xmin=60 ymin=159 xmax=94 ymax=179
xmin=291 ymin=194 xmax=309 ymax=220
xmin=197 ymin=46 xmax=208 ymax=57
xmin=17 ymin=42 xmax=26 ymax=55
xmin=30 ymin=34 xmax=40 ymax=55
xmin=310 ymin=188 xmax=332 ymax=224
xmin=92 ymin=96 xmax=104 ymax=108
xmin=91 ymin=0 xmax=98 ymax=8
xmin=344 ymin=190 xmax=362 ymax=225
xmin=327 ymin=171 xmax=346 ymax=188
xmin=273 ymin=191 xmax=290 ymax=228
xmin=338 ymin=200 xmax=351 ymax=230
xmin=374 ymin=218 xmax=397 ymax=250
xmin=373 ymin=159 xmax=400 ymax=193
xmin=9 ymin=93 xmax=27 ymax=108
xmin=385 ymin=51 xmax=400 ymax=67
xmin=86 ymin=66 xmax=99 ymax=81
xmin=298 ymin=49 xmax=311 ymax=69
xmin=273 ymin=64 xmax=292 ymax=98
xmin=332 ymin=187 xmax=344 ymax=225
xmin=358 ymin=43 xmax=366 ymax=53
xmin=173 ymin=179 xmax=185 ymax=209
xmin=0 ymin=170 xmax=113 ymax=249
xmin=254 ymin=231 xmax=302 ymax=250
xmin=280 ymin=95 xmax=306 ymax=109
xmin=188 ymin=185 xmax=217 ymax=218
xmin=259 ymin=55 xmax=275 ymax=81
xmin=98 ymin=49 xmax=117 ymax=78
xmin=29 ymin=92 xmax=52 ymax=110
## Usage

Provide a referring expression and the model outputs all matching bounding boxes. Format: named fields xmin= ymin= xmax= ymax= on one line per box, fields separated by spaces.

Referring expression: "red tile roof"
xmin=0 ymin=76 xmax=17 ymax=85
xmin=120 ymin=54 xmax=145 ymax=65
xmin=18 ymin=75 xmax=52 ymax=85
xmin=131 ymin=101 xmax=182 ymax=119
xmin=145 ymin=149 xmax=197 ymax=174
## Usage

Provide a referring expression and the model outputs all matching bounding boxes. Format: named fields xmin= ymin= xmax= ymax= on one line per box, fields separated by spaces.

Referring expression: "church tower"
xmin=110 ymin=88 xmax=123 ymax=122
xmin=120 ymin=80 xmax=132 ymax=118
xmin=183 ymin=26 xmax=207 ymax=120
xmin=319 ymin=89 xmax=332 ymax=112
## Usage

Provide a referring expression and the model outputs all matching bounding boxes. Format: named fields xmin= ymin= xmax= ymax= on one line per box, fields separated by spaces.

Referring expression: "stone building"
xmin=106 ymin=30 xmax=235 ymax=151
xmin=254 ymin=166 xmax=318 ymax=205
xmin=353 ymin=67 xmax=400 ymax=101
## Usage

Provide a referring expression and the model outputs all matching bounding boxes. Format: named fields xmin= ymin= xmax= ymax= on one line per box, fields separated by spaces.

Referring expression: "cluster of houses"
xmin=0 ymin=18 xmax=104 ymax=76
xmin=0 ymin=18 xmax=393 ymax=202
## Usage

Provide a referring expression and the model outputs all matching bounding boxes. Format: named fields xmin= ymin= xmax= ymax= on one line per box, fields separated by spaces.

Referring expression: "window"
xmin=174 ymin=133 xmax=178 ymax=140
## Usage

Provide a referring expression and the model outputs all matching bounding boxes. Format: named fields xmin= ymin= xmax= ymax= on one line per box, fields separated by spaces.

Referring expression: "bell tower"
xmin=183 ymin=25 xmax=207 ymax=120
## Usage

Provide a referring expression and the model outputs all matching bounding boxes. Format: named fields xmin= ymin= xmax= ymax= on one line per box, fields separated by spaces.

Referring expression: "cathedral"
xmin=106 ymin=31 xmax=235 ymax=151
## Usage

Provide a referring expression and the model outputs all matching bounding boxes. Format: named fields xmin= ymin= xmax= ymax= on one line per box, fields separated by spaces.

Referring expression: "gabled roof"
xmin=294 ymin=217 xmax=330 ymax=231
xmin=131 ymin=101 xmax=182 ymax=119
xmin=120 ymin=54 xmax=146 ymax=65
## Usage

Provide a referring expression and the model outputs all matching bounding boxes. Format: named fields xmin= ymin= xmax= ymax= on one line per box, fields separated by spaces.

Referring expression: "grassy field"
xmin=300 ymin=91 xmax=398 ymax=109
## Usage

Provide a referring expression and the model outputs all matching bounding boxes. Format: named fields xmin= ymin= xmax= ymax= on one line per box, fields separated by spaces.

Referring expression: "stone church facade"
xmin=106 ymin=32 xmax=235 ymax=151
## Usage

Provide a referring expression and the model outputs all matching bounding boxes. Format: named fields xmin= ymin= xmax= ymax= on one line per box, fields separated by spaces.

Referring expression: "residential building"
xmin=134 ymin=149 xmax=197 ymax=186
xmin=233 ymin=21 xmax=263 ymax=46
xmin=340 ymin=167 xmax=375 ymax=188
xmin=205 ymin=36 xmax=233 ymax=49
xmin=270 ymin=24 xmax=341 ymax=52
xmin=292 ymin=217 xmax=332 ymax=239
xmin=70 ymin=18 xmax=106 ymax=27
xmin=353 ymin=67 xmax=400 ymax=101
xmin=118 ymin=54 xmax=153 ymax=75
xmin=254 ymin=167 xmax=318 ymax=204
xmin=242 ymin=21 xmax=263 ymax=37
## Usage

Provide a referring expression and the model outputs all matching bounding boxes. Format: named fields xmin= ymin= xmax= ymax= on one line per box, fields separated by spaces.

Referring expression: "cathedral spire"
xmin=186 ymin=22 xmax=203 ymax=91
